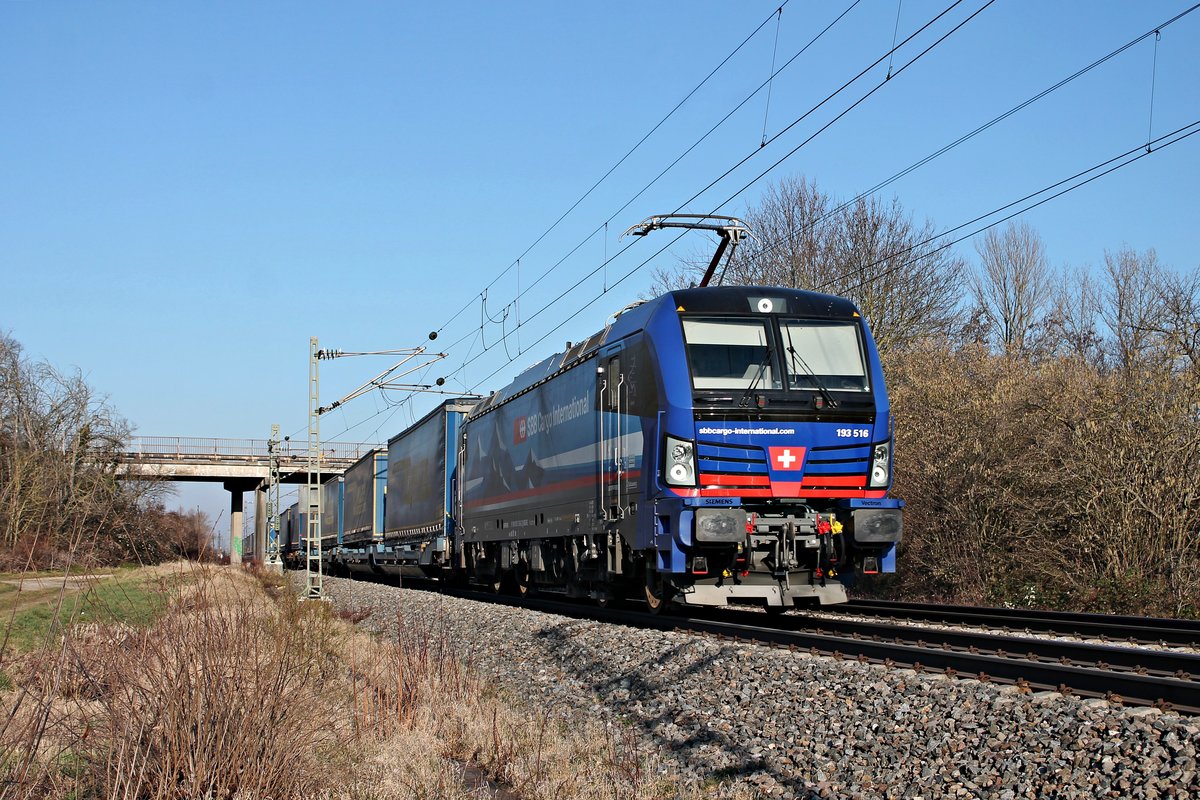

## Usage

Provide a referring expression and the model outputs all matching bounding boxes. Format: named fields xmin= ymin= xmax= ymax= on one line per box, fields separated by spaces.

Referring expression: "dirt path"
xmin=1 ymin=574 xmax=115 ymax=616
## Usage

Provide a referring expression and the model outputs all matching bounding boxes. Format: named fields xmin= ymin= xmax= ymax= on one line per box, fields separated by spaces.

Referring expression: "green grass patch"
xmin=0 ymin=571 xmax=173 ymax=653
xmin=0 ymin=565 xmax=118 ymax=582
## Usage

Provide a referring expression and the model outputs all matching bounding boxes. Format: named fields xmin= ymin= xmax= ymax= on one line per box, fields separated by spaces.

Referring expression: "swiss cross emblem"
xmin=768 ymin=446 xmax=805 ymax=471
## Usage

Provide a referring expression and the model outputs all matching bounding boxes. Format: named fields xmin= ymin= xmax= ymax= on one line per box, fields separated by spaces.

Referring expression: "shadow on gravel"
xmin=533 ymin=621 xmax=822 ymax=797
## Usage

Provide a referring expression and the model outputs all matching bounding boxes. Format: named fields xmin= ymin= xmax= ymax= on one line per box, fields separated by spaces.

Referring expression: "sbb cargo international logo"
xmin=511 ymin=397 xmax=589 ymax=445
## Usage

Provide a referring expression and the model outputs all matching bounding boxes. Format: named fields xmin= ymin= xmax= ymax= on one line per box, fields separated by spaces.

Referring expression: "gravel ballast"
xmin=321 ymin=576 xmax=1200 ymax=799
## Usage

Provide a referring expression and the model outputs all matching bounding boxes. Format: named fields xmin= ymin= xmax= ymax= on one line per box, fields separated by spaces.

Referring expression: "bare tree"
xmin=1038 ymin=265 xmax=1104 ymax=363
xmin=0 ymin=332 xmax=169 ymax=569
xmin=647 ymin=175 xmax=834 ymax=296
xmin=1145 ymin=264 xmax=1200 ymax=372
xmin=1101 ymin=245 xmax=1167 ymax=373
xmin=970 ymin=221 xmax=1053 ymax=354
xmin=825 ymin=195 xmax=965 ymax=354
xmin=888 ymin=336 xmax=1200 ymax=614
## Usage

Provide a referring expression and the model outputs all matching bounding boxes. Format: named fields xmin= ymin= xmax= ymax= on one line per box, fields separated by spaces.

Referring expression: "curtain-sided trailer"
xmin=321 ymin=476 xmax=343 ymax=549
xmin=334 ymin=401 xmax=475 ymax=578
xmin=327 ymin=448 xmax=388 ymax=576
xmin=281 ymin=502 xmax=306 ymax=570
xmin=343 ymin=449 xmax=387 ymax=545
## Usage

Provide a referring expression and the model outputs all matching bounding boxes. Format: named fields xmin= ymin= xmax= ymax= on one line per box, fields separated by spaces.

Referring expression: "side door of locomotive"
xmin=598 ymin=344 xmax=628 ymax=521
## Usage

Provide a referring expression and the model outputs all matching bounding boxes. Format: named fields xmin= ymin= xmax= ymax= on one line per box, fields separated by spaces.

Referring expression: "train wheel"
xmin=595 ymin=592 xmax=621 ymax=609
xmin=514 ymin=568 xmax=533 ymax=597
xmin=643 ymin=573 xmax=673 ymax=615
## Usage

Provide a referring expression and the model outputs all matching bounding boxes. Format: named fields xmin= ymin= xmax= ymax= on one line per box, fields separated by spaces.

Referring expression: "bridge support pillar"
xmin=223 ymin=479 xmax=259 ymax=566
xmin=254 ymin=484 xmax=267 ymax=563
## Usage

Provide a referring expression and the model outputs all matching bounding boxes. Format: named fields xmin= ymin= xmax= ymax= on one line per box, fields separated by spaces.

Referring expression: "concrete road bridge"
xmin=117 ymin=436 xmax=380 ymax=563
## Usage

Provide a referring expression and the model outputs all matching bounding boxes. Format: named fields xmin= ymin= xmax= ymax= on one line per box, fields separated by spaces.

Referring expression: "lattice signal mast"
xmin=303 ymin=336 xmax=448 ymax=600
xmin=265 ymin=424 xmax=283 ymax=570
xmin=305 ymin=338 xmax=324 ymax=600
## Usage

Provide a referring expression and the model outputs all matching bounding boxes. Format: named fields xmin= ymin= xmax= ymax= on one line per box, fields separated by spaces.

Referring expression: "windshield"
xmin=682 ymin=317 xmax=781 ymax=390
xmin=780 ymin=320 xmax=869 ymax=392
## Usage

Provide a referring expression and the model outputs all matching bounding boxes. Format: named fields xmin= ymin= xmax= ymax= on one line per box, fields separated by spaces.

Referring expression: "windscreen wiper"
xmin=784 ymin=327 xmax=837 ymax=409
xmin=738 ymin=347 xmax=773 ymax=408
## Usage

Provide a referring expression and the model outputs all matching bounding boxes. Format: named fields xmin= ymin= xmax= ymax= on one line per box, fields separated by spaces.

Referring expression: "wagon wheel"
xmin=514 ymin=564 xmax=534 ymax=597
xmin=595 ymin=591 xmax=622 ymax=609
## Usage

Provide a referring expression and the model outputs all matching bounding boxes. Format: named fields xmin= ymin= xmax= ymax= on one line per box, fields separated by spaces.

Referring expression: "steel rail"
xmin=447 ymin=589 xmax=1200 ymax=715
xmin=731 ymin=610 xmax=1200 ymax=678
xmin=835 ymin=599 xmax=1200 ymax=646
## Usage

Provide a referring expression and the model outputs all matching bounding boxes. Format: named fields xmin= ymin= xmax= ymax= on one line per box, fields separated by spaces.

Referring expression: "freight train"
xmin=284 ymin=284 xmax=903 ymax=611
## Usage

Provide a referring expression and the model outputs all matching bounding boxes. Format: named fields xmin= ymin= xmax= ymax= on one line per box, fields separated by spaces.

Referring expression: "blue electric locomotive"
xmin=455 ymin=284 xmax=902 ymax=610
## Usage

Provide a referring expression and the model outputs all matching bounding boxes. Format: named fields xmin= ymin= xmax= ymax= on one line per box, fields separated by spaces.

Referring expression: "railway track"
xmin=440 ymin=588 xmax=1200 ymax=715
xmin=834 ymin=599 xmax=1200 ymax=647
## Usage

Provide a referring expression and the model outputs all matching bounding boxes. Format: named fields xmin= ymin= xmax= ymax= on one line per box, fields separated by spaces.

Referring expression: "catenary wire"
xmin=319 ymin=2 xmax=1185 ymax=441
xmin=827 ymin=120 xmax=1200 ymax=296
xmin=440 ymin=0 xmax=981 ymax=389
xmin=430 ymin=2 xmax=793 ymax=339
xmin=742 ymin=3 xmax=1200 ymax=271
xmin=515 ymin=0 xmax=865 ymax=305
xmin=430 ymin=0 xmax=866 ymax=365
xmin=469 ymin=0 xmax=937 ymax=329
xmin=664 ymin=0 xmax=978 ymax=219
xmin=467 ymin=120 xmax=1200 ymax=392
xmin=315 ymin=0 xmax=879 ymax=440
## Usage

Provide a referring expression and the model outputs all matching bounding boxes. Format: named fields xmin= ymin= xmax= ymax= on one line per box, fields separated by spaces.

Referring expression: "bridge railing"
xmin=126 ymin=437 xmax=379 ymax=461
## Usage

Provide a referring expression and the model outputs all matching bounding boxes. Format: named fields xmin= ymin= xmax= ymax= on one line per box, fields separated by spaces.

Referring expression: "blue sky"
xmin=2 ymin=2 xmax=1198 ymax=539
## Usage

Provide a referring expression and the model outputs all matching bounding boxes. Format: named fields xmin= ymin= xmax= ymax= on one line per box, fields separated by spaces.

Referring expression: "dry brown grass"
xmin=0 ymin=565 xmax=350 ymax=799
xmin=0 ymin=565 xmax=733 ymax=800
xmin=323 ymin=595 xmax=684 ymax=800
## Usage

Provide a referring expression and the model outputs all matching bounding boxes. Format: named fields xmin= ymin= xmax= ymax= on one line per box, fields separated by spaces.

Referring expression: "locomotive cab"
xmin=637 ymin=286 xmax=903 ymax=610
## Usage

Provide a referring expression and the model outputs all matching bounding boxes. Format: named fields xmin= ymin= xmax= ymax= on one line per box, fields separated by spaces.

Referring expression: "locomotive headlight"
xmin=664 ymin=435 xmax=697 ymax=487
xmin=869 ymin=442 xmax=891 ymax=488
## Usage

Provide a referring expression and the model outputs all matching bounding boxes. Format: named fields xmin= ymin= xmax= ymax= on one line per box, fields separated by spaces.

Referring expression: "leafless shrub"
xmin=887 ymin=243 xmax=1200 ymax=615
xmin=1 ymin=564 xmax=696 ymax=799
xmin=336 ymin=606 xmax=376 ymax=625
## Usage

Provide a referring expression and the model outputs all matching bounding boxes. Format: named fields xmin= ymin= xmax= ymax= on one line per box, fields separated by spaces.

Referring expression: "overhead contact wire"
xmin=476 ymin=0 xmax=1171 ymax=392
xmin=440 ymin=0 xmax=863 ymax=367
xmin=829 ymin=120 xmax=1200 ymax=295
xmin=440 ymin=0 xmax=946 ymax=387
xmin=666 ymin=0 xmax=974 ymax=217
xmin=430 ymin=2 xmax=791 ymax=338
xmin=746 ymin=3 xmax=1199 ymax=269
xmin=444 ymin=0 xmax=976 ymax=391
